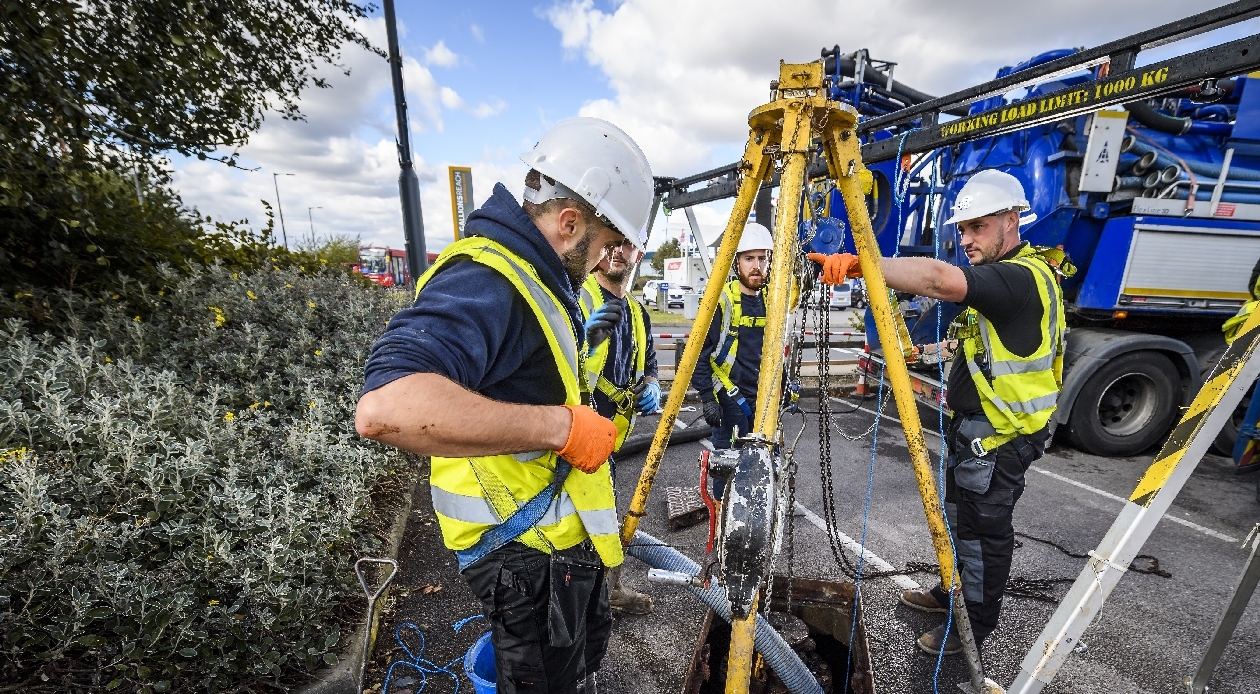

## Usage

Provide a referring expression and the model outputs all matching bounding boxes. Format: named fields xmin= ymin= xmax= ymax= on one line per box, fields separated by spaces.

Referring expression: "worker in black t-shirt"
xmin=810 ymin=169 xmax=1073 ymax=657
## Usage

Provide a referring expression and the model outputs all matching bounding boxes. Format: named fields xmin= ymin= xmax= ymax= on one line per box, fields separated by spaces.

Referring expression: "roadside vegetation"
xmin=0 ymin=2 xmax=413 ymax=691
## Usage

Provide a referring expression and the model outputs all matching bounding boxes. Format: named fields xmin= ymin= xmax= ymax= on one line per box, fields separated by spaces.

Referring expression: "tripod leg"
xmin=822 ymin=120 xmax=995 ymax=693
xmin=1186 ymin=527 xmax=1260 ymax=693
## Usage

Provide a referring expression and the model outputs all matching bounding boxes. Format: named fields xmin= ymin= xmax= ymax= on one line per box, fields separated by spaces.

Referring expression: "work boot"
xmin=607 ymin=565 xmax=653 ymax=614
xmin=899 ymin=587 xmax=949 ymax=614
xmin=916 ymin=623 xmax=963 ymax=657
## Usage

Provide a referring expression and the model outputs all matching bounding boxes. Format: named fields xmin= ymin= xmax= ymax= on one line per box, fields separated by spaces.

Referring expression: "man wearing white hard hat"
xmin=809 ymin=169 xmax=1074 ymax=656
xmin=357 ymin=117 xmax=654 ymax=693
xmin=578 ymin=237 xmax=660 ymax=615
xmin=694 ymin=222 xmax=774 ymax=497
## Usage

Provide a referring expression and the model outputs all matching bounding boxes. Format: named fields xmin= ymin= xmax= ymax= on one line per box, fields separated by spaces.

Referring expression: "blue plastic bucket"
xmin=464 ymin=631 xmax=496 ymax=693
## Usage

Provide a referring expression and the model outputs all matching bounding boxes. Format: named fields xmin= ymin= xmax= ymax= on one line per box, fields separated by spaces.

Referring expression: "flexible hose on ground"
xmin=626 ymin=531 xmax=825 ymax=694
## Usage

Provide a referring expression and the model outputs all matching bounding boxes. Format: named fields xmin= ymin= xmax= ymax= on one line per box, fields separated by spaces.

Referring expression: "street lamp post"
xmin=383 ymin=0 xmax=428 ymax=280
xmin=272 ymin=172 xmax=295 ymax=248
xmin=308 ymin=206 xmax=322 ymax=246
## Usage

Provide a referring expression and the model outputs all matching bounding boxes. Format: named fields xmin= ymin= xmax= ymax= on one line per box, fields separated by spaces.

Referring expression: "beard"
xmin=561 ymin=226 xmax=600 ymax=284
xmin=604 ymin=268 xmax=628 ymax=285
xmin=966 ymin=233 xmax=1008 ymax=265
xmin=737 ymin=268 xmax=766 ymax=291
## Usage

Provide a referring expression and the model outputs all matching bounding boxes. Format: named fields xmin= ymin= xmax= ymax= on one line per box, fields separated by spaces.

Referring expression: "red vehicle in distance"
xmin=356 ymin=246 xmax=410 ymax=287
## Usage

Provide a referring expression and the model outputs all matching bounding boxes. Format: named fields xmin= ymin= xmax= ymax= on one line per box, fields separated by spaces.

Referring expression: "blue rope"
xmin=381 ymin=615 xmax=486 ymax=694
xmin=842 ymin=128 xmax=912 ymax=692
xmin=927 ymin=152 xmax=961 ymax=694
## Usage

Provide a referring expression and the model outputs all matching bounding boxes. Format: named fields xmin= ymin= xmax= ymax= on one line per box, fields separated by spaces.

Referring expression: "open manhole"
xmin=681 ymin=576 xmax=874 ymax=694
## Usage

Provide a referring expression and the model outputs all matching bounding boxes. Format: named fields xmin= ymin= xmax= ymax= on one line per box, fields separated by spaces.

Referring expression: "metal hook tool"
xmin=355 ymin=557 xmax=399 ymax=692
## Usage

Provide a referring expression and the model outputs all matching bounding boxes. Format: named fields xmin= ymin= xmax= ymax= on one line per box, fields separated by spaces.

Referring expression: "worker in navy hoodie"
xmin=356 ymin=118 xmax=654 ymax=694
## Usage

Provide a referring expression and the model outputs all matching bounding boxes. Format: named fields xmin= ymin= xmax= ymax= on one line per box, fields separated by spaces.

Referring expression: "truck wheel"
xmin=1069 ymin=351 xmax=1179 ymax=457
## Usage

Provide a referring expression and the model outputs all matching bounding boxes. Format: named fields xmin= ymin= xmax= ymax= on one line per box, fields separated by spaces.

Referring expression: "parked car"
xmin=849 ymin=278 xmax=867 ymax=309
xmin=805 ymin=282 xmax=855 ymax=310
xmin=641 ymin=280 xmax=662 ymax=307
xmin=641 ymin=280 xmax=688 ymax=309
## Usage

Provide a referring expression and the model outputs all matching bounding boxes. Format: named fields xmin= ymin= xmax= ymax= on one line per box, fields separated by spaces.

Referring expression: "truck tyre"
xmin=1068 ymin=351 xmax=1180 ymax=457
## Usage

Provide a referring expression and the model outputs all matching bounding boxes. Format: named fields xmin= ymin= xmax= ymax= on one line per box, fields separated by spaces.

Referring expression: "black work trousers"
xmin=464 ymin=540 xmax=613 ymax=693
xmin=929 ymin=415 xmax=1048 ymax=644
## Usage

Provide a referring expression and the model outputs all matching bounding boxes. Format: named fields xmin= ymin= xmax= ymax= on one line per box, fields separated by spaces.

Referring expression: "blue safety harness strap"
xmin=455 ymin=459 xmax=574 ymax=572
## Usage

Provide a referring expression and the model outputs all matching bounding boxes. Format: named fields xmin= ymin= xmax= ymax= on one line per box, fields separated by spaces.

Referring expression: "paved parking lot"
xmin=605 ymin=395 xmax=1260 ymax=694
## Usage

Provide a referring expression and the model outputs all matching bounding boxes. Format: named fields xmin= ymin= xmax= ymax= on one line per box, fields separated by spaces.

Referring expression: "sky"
xmin=169 ymin=0 xmax=1260 ymax=257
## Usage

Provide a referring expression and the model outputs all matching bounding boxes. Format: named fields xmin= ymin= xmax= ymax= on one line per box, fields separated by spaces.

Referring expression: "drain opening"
xmin=681 ymin=576 xmax=874 ymax=694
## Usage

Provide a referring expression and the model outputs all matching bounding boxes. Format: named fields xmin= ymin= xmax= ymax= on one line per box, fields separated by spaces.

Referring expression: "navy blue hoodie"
xmin=362 ymin=184 xmax=584 ymax=406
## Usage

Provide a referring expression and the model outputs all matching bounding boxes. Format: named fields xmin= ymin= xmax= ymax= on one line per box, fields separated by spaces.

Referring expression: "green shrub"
xmin=0 ymin=265 xmax=409 ymax=692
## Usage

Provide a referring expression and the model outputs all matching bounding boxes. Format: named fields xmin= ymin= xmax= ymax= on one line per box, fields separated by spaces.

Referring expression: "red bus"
xmin=356 ymin=246 xmax=410 ymax=287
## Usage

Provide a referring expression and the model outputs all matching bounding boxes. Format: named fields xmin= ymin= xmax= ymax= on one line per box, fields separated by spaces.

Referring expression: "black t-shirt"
xmin=946 ymin=243 xmax=1044 ymax=416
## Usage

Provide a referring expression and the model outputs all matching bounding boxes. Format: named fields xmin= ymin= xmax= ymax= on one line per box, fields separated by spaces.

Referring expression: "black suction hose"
xmin=821 ymin=47 xmax=970 ymax=117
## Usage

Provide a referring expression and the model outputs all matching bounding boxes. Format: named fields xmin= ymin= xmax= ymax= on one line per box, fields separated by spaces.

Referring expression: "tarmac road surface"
xmin=604 ymin=395 xmax=1260 ymax=694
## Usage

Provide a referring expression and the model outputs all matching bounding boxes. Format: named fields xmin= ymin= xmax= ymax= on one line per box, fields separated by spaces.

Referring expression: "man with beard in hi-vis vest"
xmin=578 ymin=240 xmax=660 ymax=614
xmin=810 ymin=169 xmax=1074 ymax=658
xmin=356 ymin=118 xmax=653 ymax=694
xmin=693 ymin=222 xmax=773 ymax=499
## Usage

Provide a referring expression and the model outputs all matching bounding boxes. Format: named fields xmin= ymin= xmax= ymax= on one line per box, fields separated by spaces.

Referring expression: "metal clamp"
xmin=355 ymin=557 xmax=400 ymax=691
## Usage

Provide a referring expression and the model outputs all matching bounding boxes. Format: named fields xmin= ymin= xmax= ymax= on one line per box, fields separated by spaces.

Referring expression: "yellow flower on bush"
xmin=249 ymin=402 xmax=260 ymax=410
xmin=209 ymin=600 xmax=220 ymax=606
xmin=133 ymin=316 xmax=141 ymax=322
xmin=207 ymin=306 xmax=226 ymax=328
xmin=247 ymin=291 xmax=258 ymax=300
xmin=0 ymin=447 xmax=29 ymax=464
xmin=314 ymin=349 xmax=323 ymax=356
xmin=308 ymin=301 xmax=316 ymax=309
xmin=223 ymin=411 xmax=235 ymax=421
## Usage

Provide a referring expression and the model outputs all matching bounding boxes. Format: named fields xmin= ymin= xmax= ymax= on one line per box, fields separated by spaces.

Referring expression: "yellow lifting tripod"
xmin=619 ymin=60 xmax=1003 ymax=694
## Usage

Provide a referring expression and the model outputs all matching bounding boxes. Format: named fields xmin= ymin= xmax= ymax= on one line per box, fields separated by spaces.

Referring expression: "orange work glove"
xmin=557 ymin=404 xmax=617 ymax=474
xmin=806 ymin=252 xmax=863 ymax=285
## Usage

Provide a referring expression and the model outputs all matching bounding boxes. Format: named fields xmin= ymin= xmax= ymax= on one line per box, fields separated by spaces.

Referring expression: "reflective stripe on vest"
xmin=711 ymin=280 xmax=767 ymax=400
xmin=1224 ymin=274 xmax=1260 ymax=344
xmin=958 ymin=245 xmax=1068 ymax=451
xmin=417 ymin=237 xmax=624 ymax=567
xmin=579 ymin=274 xmax=647 ymax=449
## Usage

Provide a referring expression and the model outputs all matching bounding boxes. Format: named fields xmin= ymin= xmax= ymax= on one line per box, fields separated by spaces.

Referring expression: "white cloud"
xmin=544 ymin=0 xmax=1252 ymax=178
xmin=470 ymin=23 xmax=485 ymax=43
xmin=169 ymin=17 xmax=518 ymax=256
xmin=423 ymin=39 xmax=459 ymax=67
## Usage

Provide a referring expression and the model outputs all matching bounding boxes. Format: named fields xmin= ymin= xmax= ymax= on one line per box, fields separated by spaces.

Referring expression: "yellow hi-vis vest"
xmin=417 ymin=237 xmax=624 ymax=568
xmin=578 ymin=274 xmax=647 ymax=450
xmin=953 ymin=245 xmax=1074 ymax=453
xmin=710 ymin=280 xmax=767 ymax=401
xmin=1223 ymin=273 xmax=1260 ymax=344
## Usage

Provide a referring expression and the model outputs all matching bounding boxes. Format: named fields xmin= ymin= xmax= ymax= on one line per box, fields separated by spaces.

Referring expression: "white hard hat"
xmin=519 ymin=117 xmax=654 ymax=248
xmin=736 ymin=222 xmax=773 ymax=254
xmin=944 ymin=169 xmax=1038 ymax=226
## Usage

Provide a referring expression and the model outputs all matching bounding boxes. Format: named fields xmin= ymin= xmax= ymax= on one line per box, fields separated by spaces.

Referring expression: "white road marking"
xmin=1029 ymin=467 xmax=1239 ymax=543
xmin=793 ymin=502 xmax=921 ymax=590
xmin=832 ymin=398 xmax=1241 ymax=543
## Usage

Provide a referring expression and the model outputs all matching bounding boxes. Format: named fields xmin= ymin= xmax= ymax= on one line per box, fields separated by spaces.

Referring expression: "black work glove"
xmin=702 ymin=400 xmax=723 ymax=428
xmin=583 ymin=302 xmax=623 ymax=354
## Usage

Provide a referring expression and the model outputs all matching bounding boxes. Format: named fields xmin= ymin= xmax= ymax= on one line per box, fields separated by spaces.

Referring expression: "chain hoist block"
xmin=718 ymin=442 xmax=777 ymax=619
xmin=798 ymin=216 xmax=846 ymax=257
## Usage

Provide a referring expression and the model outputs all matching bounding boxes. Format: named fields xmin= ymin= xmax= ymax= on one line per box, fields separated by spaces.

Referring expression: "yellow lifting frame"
xmin=619 ymin=60 xmax=998 ymax=694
